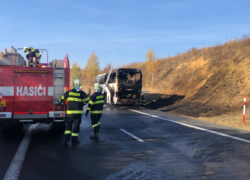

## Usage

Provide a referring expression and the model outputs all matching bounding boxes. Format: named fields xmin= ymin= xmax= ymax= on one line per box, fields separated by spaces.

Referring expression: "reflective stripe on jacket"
xmin=26 ymin=48 xmax=35 ymax=54
xmin=87 ymin=92 xmax=104 ymax=115
xmin=59 ymin=89 xmax=89 ymax=117
xmin=142 ymin=98 xmax=146 ymax=106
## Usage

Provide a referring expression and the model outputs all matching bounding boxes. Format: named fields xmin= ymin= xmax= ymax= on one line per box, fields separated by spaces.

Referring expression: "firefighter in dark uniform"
xmin=141 ymin=95 xmax=147 ymax=106
xmin=59 ymin=79 xmax=90 ymax=145
xmin=85 ymin=83 xmax=105 ymax=139
xmin=23 ymin=47 xmax=41 ymax=67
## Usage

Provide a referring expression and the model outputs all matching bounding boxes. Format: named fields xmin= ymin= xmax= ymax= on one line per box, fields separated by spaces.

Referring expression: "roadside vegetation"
xmin=71 ymin=35 xmax=250 ymax=130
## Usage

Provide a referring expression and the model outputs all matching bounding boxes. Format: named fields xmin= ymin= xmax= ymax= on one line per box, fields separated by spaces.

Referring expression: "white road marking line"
xmin=3 ymin=130 xmax=31 ymax=180
xmin=129 ymin=109 xmax=250 ymax=144
xmin=120 ymin=129 xmax=144 ymax=142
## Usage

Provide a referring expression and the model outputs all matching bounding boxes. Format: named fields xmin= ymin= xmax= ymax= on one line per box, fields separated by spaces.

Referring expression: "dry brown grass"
xmin=197 ymin=110 xmax=250 ymax=131
xmin=123 ymin=36 xmax=250 ymax=129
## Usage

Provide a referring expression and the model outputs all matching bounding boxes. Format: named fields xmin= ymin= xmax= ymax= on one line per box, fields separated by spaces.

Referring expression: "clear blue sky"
xmin=0 ymin=0 xmax=249 ymax=69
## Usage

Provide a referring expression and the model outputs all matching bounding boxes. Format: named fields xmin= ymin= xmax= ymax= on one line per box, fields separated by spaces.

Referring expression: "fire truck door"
xmin=14 ymin=75 xmax=48 ymax=116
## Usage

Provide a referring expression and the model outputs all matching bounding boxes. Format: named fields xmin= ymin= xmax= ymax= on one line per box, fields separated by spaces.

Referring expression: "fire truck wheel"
xmin=0 ymin=124 xmax=12 ymax=133
xmin=0 ymin=124 xmax=23 ymax=134
xmin=13 ymin=124 xmax=24 ymax=133
xmin=0 ymin=129 xmax=8 ymax=133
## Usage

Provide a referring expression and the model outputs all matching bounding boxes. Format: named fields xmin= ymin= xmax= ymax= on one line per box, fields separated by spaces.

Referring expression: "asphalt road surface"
xmin=1 ymin=107 xmax=250 ymax=180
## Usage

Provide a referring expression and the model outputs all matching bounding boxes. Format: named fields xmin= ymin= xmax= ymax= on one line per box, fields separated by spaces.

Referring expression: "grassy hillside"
xmin=124 ymin=37 xmax=250 ymax=119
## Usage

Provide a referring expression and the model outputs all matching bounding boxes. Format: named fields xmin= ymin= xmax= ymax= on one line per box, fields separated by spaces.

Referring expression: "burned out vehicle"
xmin=97 ymin=68 xmax=142 ymax=106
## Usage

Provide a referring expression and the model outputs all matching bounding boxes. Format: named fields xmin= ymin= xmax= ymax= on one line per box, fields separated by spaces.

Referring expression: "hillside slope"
xmin=137 ymin=38 xmax=250 ymax=118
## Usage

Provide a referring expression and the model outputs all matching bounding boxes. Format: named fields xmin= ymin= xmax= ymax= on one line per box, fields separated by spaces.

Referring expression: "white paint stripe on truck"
xmin=0 ymin=87 xmax=66 ymax=96
xmin=0 ymin=86 xmax=14 ymax=96
xmin=48 ymin=87 xmax=53 ymax=96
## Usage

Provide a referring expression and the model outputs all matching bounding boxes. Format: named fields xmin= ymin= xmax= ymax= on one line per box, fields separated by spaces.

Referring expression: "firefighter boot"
xmin=64 ymin=134 xmax=71 ymax=143
xmin=90 ymin=133 xmax=99 ymax=139
xmin=71 ymin=136 xmax=80 ymax=145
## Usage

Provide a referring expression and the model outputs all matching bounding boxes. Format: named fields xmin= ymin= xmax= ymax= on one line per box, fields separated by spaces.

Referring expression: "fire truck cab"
xmin=0 ymin=46 xmax=70 ymax=132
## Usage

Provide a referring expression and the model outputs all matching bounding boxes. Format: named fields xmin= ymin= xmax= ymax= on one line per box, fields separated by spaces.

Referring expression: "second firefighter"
xmin=85 ymin=83 xmax=105 ymax=139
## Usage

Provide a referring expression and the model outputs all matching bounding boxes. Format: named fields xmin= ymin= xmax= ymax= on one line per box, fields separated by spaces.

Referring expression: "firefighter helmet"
xmin=23 ymin=47 xmax=28 ymax=52
xmin=93 ymin=82 xmax=101 ymax=91
xmin=73 ymin=79 xmax=81 ymax=90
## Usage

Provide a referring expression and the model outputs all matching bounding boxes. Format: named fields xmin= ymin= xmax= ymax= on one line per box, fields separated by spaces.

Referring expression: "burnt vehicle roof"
xmin=116 ymin=68 xmax=141 ymax=72
xmin=103 ymin=68 xmax=142 ymax=76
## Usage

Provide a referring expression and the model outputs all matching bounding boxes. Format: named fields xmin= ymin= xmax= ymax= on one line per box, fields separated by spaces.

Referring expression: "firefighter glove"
xmin=85 ymin=110 xmax=89 ymax=117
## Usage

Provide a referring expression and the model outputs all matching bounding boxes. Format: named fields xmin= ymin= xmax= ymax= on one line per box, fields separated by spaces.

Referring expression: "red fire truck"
xmin=0 ymin=47 xmax=70 ymax=132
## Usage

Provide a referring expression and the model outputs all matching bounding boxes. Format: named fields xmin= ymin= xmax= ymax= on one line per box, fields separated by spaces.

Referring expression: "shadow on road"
xmin=144 ymin=93 xmax=185 ymax=110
